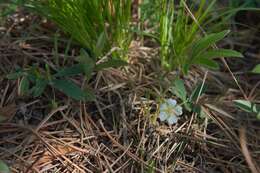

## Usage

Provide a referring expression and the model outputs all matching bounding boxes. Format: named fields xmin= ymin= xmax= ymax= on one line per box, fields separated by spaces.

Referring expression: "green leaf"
xmin=190 ymin=83 xmax=207 ymax=102
xmin=51 ymin=79 xmax=94 ymax=101
xmin=31 ymin=79 xmax=48 ymax=97
xmin=234 ymin=100 xmax=260 ymax=114
xmin=196 ymin=49 xmax=243 ymax=60
xmin=0 ymin=160 xmax=10 ymax=173
xmin=192 ymin=105 xmax=205 ymax=118
xmin=192 ymin=30 xmax=230 ymax=56
xmin=77 ymin=50 xmax=96 ymax=79
xmin=6 ymin=71 xmax=24 ymax=80
xmin=83 ymin=87 xmax=96 ymax=101
xmin=172 ymin=79 xmax=187 ymax=101
xmin=95 ymin=59 xmax=128 ymax=71
xmin=54 ymin=64 xmax=83 ymax=77
xmin=194 ymin=57 xmax=220 ymax=70
xmin=95 ymin=32 xmax=107 ymax=57
xmin=257 ymin=112 xmax=260 ymax=120
xmin=19 ymin=76 xmax=30 ymax=96
xmin=251 ymin=64 xmax=260 ymax=74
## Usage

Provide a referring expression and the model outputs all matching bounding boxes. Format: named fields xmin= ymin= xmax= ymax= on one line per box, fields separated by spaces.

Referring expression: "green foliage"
xmin=170 ymin=79 xmax=207 ymax=118
xmin=234 ymin=100 xmax=260 ymax=119
xmin=25 ymin=0 xmax=132 ymax=58
xmin=228 ymin=0 xmax=260 ymax=8
xmin=0 ymin=160 xmax=10 ymax=173
xmin=172 ymin=78 xmax=187 ymax=102
xmin=19 ymin=76 xmax=30 ymax=96
xmin=251 ymin=64 xmax=260 ymax=74
xmin=51 ymin=79 xmax=92 ymax=101
xmin=157 ymin=0 xmax=243 ymax=74
xmin=0 ymin=0 xmax=25 ymax=17
xmin=7 ymin=49 xmax=128 ymax=101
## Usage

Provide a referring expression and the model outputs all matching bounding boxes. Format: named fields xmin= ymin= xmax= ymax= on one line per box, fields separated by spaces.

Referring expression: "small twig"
xmin=239 ymin=127 xmax=260 ymax=173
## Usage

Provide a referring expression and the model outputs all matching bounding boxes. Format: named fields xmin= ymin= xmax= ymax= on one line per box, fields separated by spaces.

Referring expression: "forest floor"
xmin=0 ymin=6 xmax=260 ymax=173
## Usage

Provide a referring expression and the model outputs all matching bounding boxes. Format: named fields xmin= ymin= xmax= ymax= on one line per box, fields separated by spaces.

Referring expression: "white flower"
xmin=159 ymin=99 xmax=183 ymax=125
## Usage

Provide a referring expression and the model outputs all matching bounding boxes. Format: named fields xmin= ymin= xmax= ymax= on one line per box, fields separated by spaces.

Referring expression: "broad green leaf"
xmin=95 ymin=59 xmax=128 ymax=71
xmin=51 ymin=79 xmax=94 ymax=101
xmin=51 ymin=79 xmax=85 ymax=101
xmin=196 ymin=49 xmax=243 ymax=60
xmin=54 ymin=64 xmax=83 ymax=77
xmin=19 ymin=76 xmax=30 ymax=95
xmin=192 ymin=30 xmax=230 ymax=56
xmin=172 ymin=79 xmax=187 ymax=101
xmin=0 ymin=160 xmax=10 ymax=173
xmin=234 ymin=100 xmax=260 ymax=114
xmin=32 ymin=79 xmax=48 ymax=97
xmin=251 ymin=64 xmax=260 ymax=74
xmin=190 ymin=83 xmax=207 ymax=102
xmin=194 ymin=57 xmax=220 ymax=70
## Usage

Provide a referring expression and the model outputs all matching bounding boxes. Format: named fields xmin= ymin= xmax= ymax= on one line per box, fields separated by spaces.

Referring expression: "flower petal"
xmin=175 ymin=105 xmax=183 ymax=115
xmin=159 ymin=111 xmax=168 ymax=121
xmin=160 ymin=103 xmax=167 ymax=111
xmin=167 ymin=115 xmax=178 ymax=125
xmin=166 ymin=99 xmax=177 ymax=107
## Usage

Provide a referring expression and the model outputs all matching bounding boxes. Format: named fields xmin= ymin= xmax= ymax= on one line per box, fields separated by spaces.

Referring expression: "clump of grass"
xmin=26 ymin=0 xmax=132 ymax=58
xmin=157 ymin=0 xmax=243 ymax=74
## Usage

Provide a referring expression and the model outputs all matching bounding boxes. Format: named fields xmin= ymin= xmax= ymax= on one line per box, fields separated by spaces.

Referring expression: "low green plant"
xmin=25 ymin=0 xmax=132 ymax=58
xmin=228 ymin=0 xmax=260 ymax=8
xmin=0 ymin=0 xmax=25 ymax=17
xmin=170 ymin=78 xmax=207 ymax=119
xmin=251 ymin=64 xmax=260 ymax=74
xmin=234 ymin=100 xmax=260 ymax=120
xmin=158 ymin=0 xmax=243 ymax=74
xmin=7 ymin=49 xmax=127 ymax=101
xmin=0 ymin=160 xmax=9 ymax=173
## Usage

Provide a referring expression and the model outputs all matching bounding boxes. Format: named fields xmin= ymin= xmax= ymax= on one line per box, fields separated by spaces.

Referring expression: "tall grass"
xmin=157 ymin=0 xmax=243 ymax=74
xmin=26 ymin=0 xmax=132 ymax=58
xmin=159 ymin=0 xmax=216 ymax=73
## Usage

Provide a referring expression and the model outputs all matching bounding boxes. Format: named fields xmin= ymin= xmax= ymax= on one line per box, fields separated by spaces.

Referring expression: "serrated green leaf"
xmin=95 ymin=59 xmax=128 ymax=71
xmin=196 ymin=49 xmax=243 ymax=60
xmin=54 ymin=64 xmax=83 ymax=77
xmin=172 ymin=79 xmax=187 ymax=101
xmin=234 ymin=100 xmax=260 ymax=114
xmin=32 ymin=79 xmax=48 ymax=97
xmin=51 ymin=79 xmax=94 ymax=101
xmin=194 ymin=57 xmax=220 ymax=70
xmin=19 ymin=76 xmax=30 ymax=96
xmin=251 ymin=64 xmax=260 ymax=74
xmin=0 ymin=160 xmax=10 ymax=173
xmin=192 ymin=30 xmax=230 ymax=56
